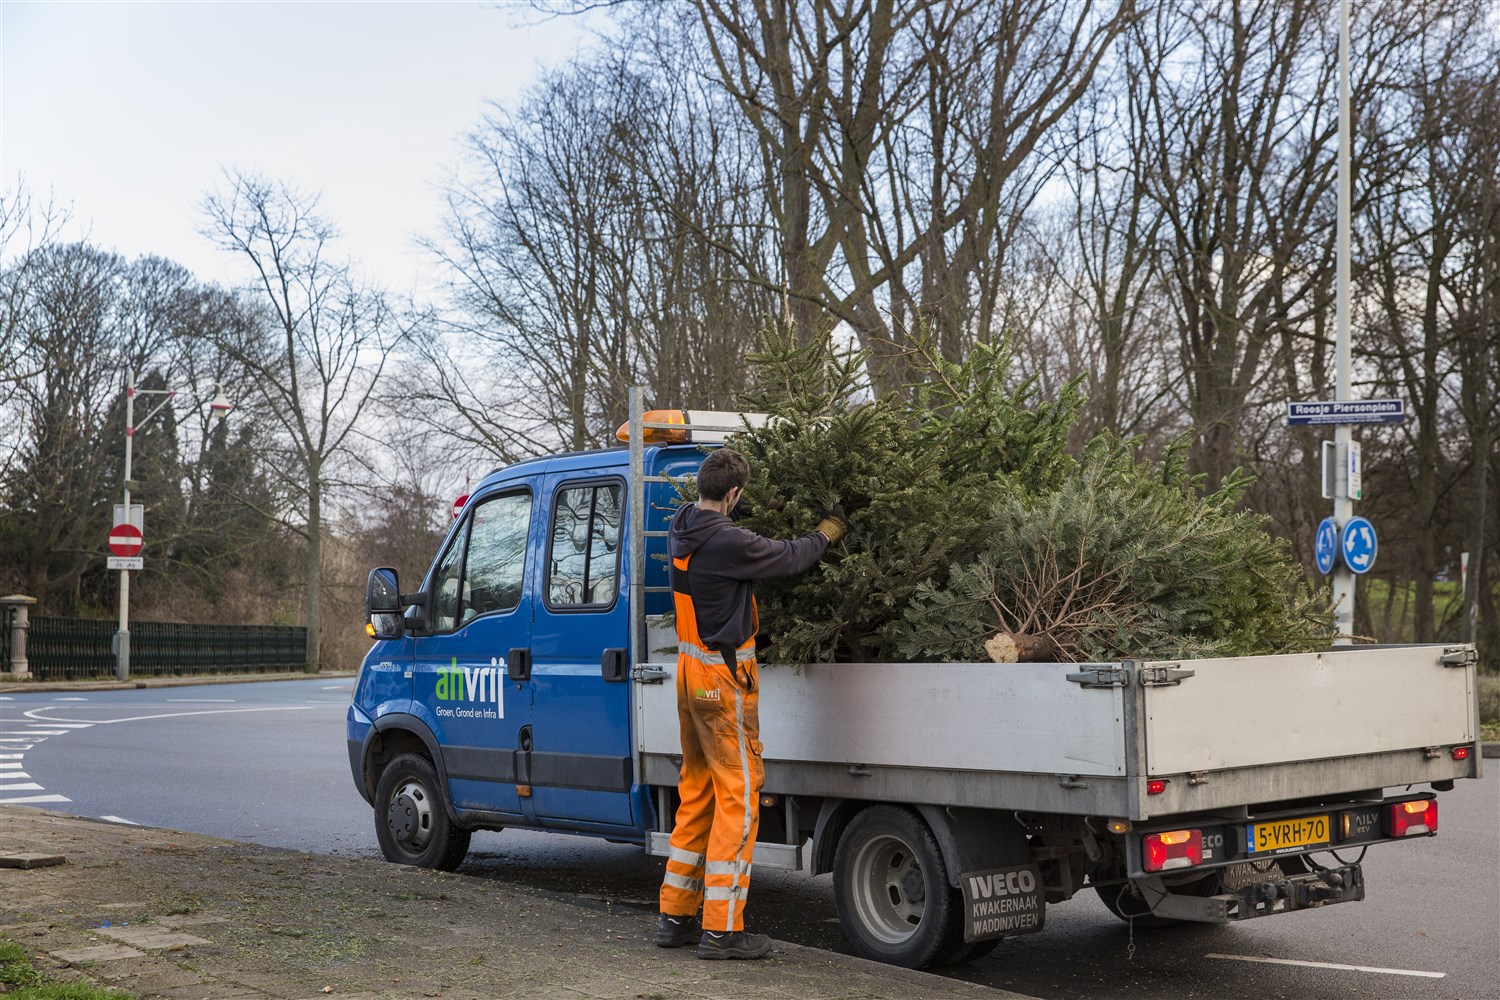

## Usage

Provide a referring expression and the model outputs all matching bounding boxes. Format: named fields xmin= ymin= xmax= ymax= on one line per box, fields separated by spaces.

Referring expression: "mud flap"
xmin=959 ymin=864 xmax=1046 ymax=942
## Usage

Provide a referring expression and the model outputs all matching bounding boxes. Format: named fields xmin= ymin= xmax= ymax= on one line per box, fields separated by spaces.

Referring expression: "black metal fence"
xmin=23 ymin=617 xmax=307 ymax=681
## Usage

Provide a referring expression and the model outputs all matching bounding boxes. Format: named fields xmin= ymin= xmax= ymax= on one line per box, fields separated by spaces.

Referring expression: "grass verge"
xmin=0 ymin=939 xmax=134 ymax=1000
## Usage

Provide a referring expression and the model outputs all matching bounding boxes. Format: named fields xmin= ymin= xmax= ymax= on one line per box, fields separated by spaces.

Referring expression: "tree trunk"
xmin=305 ymin=482 xmax=322 ymax=673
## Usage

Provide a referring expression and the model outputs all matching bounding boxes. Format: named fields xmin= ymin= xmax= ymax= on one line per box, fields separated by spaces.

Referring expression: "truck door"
xmin=528 ymin=474 xmax=635 ymax=828
xmin=412 ymin=487 xmax=534 ymax=819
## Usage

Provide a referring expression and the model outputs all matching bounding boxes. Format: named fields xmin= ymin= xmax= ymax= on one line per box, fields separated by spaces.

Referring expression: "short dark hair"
xmin=698 ymin=448 xmax=749 ymax=501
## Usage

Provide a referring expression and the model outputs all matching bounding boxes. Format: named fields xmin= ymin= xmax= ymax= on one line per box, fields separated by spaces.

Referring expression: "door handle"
xmin=507 ymin=647 xmax=532 ymax=682
xmin=601 ymin=647 xmax=627 ymax=683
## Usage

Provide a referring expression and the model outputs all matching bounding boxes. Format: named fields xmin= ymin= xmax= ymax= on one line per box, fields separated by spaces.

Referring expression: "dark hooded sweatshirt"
xmin=668 ymin=503 xmax=828 ymax=658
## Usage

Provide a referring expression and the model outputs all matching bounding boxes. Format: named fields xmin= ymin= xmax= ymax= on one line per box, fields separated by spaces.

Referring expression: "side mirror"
xmin=366 ymin=567 xmax=404 ymax=640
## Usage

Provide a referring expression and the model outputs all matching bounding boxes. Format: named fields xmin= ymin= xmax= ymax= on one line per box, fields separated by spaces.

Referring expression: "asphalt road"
xmin=3 ymin=678 xmax=1496 ymax=999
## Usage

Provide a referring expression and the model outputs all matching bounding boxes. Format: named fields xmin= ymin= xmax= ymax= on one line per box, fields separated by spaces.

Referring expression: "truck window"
xmin=547 ymin=481 xmax=623 ymax=608
xmin=462 ymin=492 xmax=532 ymax=623
xmin=430 ymin=490 xmax=532 ymax=632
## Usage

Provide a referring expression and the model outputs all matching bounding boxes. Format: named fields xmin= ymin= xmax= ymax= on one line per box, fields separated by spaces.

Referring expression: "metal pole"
xmin=1332 ymin=0 xmax=1355 ymax=644
xmin=628 ymin=386 xmax=646 ymax=663
xmin=116 ymin=371 xmax=135 ymax=680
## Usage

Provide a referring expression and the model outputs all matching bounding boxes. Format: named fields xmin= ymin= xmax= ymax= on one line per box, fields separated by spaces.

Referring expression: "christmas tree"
xmin=723 ymin=331 xmax=1333 ymax=664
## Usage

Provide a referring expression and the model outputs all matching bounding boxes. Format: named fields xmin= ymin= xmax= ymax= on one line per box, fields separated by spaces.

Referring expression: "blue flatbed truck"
xmin=348 ymin=389 xmax=1482 ymax=968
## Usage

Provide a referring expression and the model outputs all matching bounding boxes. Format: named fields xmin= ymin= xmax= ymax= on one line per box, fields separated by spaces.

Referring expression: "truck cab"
xmin=348 ymin=425 xmax=707 ymax=869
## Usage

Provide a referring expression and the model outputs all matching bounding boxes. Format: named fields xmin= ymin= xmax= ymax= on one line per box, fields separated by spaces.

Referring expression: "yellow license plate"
xmin=1247 ymin=814 xmax=1330 ymax=854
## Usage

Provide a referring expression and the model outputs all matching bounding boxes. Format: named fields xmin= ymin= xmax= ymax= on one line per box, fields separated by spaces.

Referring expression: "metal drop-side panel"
xmin=638 ymin=660 xmax=1127 ymax=777
xmin=1142 ymin=646 xmax=1476 ymax=775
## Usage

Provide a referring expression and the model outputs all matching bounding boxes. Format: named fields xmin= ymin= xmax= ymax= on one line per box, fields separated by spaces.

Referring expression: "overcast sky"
xmin=1 ymin=1 xmax=597 ymax=296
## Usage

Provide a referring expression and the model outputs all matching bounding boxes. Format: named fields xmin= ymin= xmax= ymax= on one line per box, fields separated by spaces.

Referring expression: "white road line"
xmin=99 ymin=815 xmax=139 ymax=825
xmin=0 ymin=730 xmax=68 ymax=736
xmin=0 ymin=782 xmax=44 ymax=791
xmin=0 ymin=697 xmax=11 ymax=701
xmin=166 ymin=699 xmax=236 ymax=703
xmin=0 ymin=772 xmax=33 ymax=780
xmin=0 ymin=753 xmax=23 ymax=759
xmin=23 ymin=706 xmax=314 ymax=724
xmin=0 ymin=762 xmax=23 ymax=769
xmin=320 ymin=685 xmax=348 ymax=690
xmin=54 ymin=697 xmax=87 ymax=701
xmin=0 ymin=793 xmax=70 ymax=804
xmin=1205 ymin=954 xmax=1445 ymax=979
xmin=31 ymin=723 xmax=93 ymax=729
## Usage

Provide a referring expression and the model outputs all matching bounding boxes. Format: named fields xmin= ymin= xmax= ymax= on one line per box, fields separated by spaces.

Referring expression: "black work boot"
xmin=655 ymin=912 xmax=703 ymax=948
xmin=696 ymin=929 xmax=772 ymax=960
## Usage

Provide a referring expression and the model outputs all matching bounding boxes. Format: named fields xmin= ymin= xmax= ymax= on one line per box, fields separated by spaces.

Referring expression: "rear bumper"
xmin=1143 ymin=863 xmax=1365 ymax=923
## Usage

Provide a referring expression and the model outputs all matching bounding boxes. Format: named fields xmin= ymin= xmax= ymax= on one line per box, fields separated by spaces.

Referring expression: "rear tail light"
xmin=1451 ymin=746 xmax=1470 ymax=761
xmin=1143 ymin=829 xmax=1202 ymax=872
xmin=1147 ymin=779 xmax=1168 ymax=795
xmin=1390 ymin=799 xmax=1438 ymax=837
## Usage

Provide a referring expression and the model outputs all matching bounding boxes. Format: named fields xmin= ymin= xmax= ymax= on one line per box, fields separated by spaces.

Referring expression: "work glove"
xmin=815 ymin=503 xmax=848 ymax=545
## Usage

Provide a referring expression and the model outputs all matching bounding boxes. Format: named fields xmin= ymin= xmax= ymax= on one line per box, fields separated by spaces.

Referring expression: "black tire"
xmin=833 ymin=805 xmax=961 ymax=969
xmin=1093 ymin=870 xmax=1222 ymax=928
xmin=374 ymin=752 xmax=471 ymax=871
xmin=938 ymin=936 xmax=1003 ymax=965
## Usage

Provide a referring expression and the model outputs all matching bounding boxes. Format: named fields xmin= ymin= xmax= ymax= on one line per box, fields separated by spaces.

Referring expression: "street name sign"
xmin=1286 ymin=399 xmax=1405 ymax=426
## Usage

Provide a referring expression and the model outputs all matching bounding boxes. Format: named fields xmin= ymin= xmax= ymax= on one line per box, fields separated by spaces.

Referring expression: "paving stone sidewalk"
xmin=0 ymin=807 xmax=1025 ymax=1000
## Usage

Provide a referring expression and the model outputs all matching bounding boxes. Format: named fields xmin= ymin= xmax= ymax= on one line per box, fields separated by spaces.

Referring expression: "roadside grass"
xmin=1480 ymin=674 xmax=1500 ymax=743
xmin=1360 ymin=578 xmax=1491 ymax=643
xmin=0 ymin=940 xmax=134 ymax=1000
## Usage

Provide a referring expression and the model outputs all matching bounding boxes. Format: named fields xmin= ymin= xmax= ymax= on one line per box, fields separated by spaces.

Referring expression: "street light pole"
xmin=113 ymin=372 xmax=232 ymax=682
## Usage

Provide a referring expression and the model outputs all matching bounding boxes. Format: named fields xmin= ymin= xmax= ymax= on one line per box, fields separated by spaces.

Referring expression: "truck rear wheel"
xmin=374 ymin=752 xmax=471 ymax=872
xmin=833 ymin=805 xmax=962 ymax=969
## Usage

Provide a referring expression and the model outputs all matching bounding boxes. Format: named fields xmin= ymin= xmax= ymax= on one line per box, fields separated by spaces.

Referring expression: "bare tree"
xmin=201 ymin=171 xmax=410 ymax=671
xmin=683 ymin=0 xmax=1135 ymax=393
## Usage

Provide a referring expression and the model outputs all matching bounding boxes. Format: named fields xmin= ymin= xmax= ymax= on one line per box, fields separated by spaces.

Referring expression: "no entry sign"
xmin=108 ymin=523 xmax=144 ymax=557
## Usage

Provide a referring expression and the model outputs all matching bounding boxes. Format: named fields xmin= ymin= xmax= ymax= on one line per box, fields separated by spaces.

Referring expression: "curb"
xmin=0 ymin=671 xmax=355 ymax=694
xmin=1483 ymin=742 xmax=1500 ymax=759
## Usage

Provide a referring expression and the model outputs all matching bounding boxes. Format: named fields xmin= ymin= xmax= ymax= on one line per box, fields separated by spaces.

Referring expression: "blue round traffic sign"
xmin=1314 ymin=517 xmax=1338 ymax=575
xmin=1340 ymin=516 xmax=1377 ymax=574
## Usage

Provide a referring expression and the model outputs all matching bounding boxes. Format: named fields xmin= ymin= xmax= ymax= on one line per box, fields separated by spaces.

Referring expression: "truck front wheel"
xmin=374 ymin=752 xmax=471 ymax=872
xmin=833 ymin=805 xmax=961 ymax=969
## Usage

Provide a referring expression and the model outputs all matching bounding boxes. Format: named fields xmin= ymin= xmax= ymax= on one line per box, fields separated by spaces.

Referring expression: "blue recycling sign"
xmin=1314 ymin=517 xmax=1339 ymax=575
xmin=1340 ymin=516 xmax=1378 ymax=574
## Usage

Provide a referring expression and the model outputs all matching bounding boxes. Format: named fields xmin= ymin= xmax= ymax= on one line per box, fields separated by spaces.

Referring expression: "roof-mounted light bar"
xmin=615 ymin=408 xmax=771 ymax=445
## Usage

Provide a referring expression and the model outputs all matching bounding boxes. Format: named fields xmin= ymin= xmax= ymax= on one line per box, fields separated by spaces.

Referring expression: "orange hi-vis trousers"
xmin=658 ymin=553 xmax=765 ymax=933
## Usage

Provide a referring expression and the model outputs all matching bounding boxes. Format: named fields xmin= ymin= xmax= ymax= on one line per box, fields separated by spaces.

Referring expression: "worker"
xmin=655 ymin=447 xmax=847 ymax=960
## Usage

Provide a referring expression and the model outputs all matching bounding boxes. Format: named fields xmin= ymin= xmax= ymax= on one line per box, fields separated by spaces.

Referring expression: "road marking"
xmin=54 ymin=697 xmax=87 ymax=701
xmin=0 ymin=772 xmax=33 ymax=780
xmin=0 ymin=752 xmax=26 ymax=758
xmin=0 ymin=782 xmax=44 ymax=791
xmin=0 ymin=730 xmax=69 ymax=736
xmin=24 ymin=706 xmax=314 ymax=724
xmin=31 ymin=723 xmax=93 ymax=729
xmin=1205 ymin=954 xmax=1445 ymax=978
xmin=0 ymin=762 xmax=23 ymax=768
xmin=0 ymin=793 xmax=70 ymax=804
xmin=321 ymin=685 xmax=349 ymax=690
xmin=166 ymin=699 xmax=236 ymax=703
xmin=99 ymin=815 xmax=139 ymax=825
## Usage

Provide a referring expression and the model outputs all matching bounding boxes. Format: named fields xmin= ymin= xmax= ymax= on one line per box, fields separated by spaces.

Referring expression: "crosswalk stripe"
xmin=0 ymin=793 xmax=70 ymax=804
xmin=0 ymin=782 xmax=44 ymax=792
